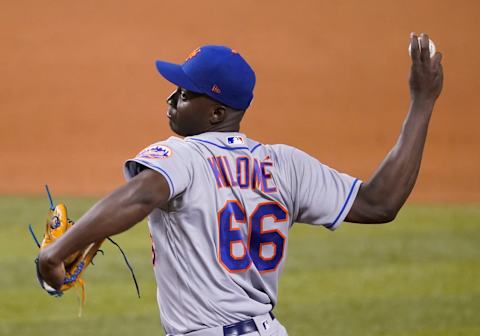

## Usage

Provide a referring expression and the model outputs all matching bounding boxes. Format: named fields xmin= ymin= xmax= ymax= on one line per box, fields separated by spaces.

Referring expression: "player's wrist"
xmin=409 ymin=97 xmax=435 ymax=116
xmin=410 ymin=92 xmax=438 ymax=105
xmin=38 ymin=250 xmax=64 ymax=289
xmin=38 ymin=246 xmax=62 ymax=269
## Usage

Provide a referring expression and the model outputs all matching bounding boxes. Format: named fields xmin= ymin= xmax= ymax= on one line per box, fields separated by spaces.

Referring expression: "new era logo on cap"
xmin=211 ymin=84 xmax=221 ymax=94
xmin=155 ymin=45 xmax=256 ymax=110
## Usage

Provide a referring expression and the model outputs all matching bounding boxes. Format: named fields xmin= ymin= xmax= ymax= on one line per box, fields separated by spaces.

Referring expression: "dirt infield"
xmin=1 ymin=0 xmax=479 ymax=202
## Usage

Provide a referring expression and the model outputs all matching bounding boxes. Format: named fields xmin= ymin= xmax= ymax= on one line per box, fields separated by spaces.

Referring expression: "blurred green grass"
xmin=0 ymin=196 xmax=479 ymax=335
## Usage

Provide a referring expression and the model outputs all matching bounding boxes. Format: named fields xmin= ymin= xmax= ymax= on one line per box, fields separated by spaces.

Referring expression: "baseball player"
xmin=38 ymin=33 xmax=443 ymax=335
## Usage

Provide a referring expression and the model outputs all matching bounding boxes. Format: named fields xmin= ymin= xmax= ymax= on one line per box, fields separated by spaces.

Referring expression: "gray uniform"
xmin=124 ymin=132 xmax=361 ymax=335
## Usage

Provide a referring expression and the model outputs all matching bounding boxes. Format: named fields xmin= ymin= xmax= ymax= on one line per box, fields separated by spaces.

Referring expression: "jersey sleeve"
xmin=274 ymin=145 xmax=361 ymax=230
xmin=123 ymin=138 xmax=193 ymax=201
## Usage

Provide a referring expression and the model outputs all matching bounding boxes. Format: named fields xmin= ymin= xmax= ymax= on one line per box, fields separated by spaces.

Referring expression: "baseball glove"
xmin=30 ymin=185 xmax=140 ymax=315
xmin=34 ymin=202 xmax=104 ymax=301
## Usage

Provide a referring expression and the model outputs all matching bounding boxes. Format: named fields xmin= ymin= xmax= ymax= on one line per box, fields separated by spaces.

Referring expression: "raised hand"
xmin=409 ymin=33 xmax=443 ymax=104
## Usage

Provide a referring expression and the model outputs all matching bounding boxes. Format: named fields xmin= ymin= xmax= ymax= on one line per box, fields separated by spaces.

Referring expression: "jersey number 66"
xmin=218 ymin=201 xmax=288 ymax=273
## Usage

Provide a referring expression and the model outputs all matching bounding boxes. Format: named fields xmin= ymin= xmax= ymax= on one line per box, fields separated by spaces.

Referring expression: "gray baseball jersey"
xmin=124 ymin=132 xmax=361 ymax=335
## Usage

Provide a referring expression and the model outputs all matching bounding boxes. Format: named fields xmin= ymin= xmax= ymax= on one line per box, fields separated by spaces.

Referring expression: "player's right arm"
xmin=38 ymin=169 xmax=170 ymax=289
xmin=345 ymin=33 xmax=443 ymax=224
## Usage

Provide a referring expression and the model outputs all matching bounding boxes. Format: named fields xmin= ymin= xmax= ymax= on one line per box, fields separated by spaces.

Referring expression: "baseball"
xmin=408 ymin=37 xmax=436 ymax=58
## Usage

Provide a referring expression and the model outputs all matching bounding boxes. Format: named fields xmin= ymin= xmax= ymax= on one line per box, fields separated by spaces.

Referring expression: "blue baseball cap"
xmin=155 ymin=45 xmax=256 ymax=111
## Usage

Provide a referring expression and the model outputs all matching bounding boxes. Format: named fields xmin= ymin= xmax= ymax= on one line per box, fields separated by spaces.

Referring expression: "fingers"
xmin=411 ymin=32 xmax=440 ymax=66
xmin=419 ymin=33 xmax=430 ymax=63
xmin=410 ymin=32 xmax=420 ymax=63
xmin=433 ymin=52 xmax=444 ymax=82
xmin=432 ymin=51 xmax=443 ymax=68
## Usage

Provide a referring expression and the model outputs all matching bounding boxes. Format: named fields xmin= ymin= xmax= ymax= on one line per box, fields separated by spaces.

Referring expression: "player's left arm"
xmin=345 ymin=33 xmax=443 ymax=224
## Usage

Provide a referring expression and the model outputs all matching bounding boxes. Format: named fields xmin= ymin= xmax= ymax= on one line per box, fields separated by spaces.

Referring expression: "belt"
xmin=223 ymin=312 xmax=275 ymax=336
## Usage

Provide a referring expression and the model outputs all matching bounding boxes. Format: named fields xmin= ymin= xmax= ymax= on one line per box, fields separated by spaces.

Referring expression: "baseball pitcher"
xmin=37 ymin=33 xmax=443 ymax=336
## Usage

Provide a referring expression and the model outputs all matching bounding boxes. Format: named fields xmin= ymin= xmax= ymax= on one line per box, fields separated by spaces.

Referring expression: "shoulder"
xmin=126 ymin=136 xmax=196 ymax=177
xmin=266 ymin=144 xmax=313 ymax=162
xmin=268 ymin=143 xmax=300 ymax=154
xmin=264 ymin=144 xmax=327 ymax=181
xmin=124 ymin=136 xmax=195 ymax=191
xmin=136 ymin=137 xmax=194 ymax=160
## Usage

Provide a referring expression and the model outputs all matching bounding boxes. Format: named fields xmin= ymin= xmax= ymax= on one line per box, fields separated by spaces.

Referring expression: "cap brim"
xmin=155 ymin=61 xmax=202 ymax=93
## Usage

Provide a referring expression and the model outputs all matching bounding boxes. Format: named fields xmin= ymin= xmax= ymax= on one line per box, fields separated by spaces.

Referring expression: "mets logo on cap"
xmin=137 ymin=144 xmax=173 ymax=159
xmin=185 ymin=47 xmax=201 ymax=62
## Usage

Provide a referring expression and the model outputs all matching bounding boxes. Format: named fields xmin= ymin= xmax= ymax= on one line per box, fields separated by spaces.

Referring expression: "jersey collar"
xmin=185 ymin=132 xmax=261 ymax=153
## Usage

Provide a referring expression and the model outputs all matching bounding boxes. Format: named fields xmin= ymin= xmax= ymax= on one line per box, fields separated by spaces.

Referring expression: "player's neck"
xmin=205 ymin=121 xmax=241 ymax=133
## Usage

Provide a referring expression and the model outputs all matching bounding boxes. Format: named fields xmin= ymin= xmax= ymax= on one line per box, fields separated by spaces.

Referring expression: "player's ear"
xmin=210 ymin=105 xmax=226 ymax=124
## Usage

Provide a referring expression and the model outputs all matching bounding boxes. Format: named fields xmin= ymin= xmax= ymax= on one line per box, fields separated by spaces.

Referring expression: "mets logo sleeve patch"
xmin=137 ymin=144 xmax=173 ymax=159
xmin=123 ymin=137 xmax=193 ymax=201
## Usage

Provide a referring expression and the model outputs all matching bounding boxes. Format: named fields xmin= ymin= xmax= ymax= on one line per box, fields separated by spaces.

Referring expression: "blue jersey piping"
xmin=325 ymin=178 xmax=360 ymax=229
xmin=251 ymin=143 xmax=262 ymax=153
xmin=188 ymin=137 xmax=261 ymax=152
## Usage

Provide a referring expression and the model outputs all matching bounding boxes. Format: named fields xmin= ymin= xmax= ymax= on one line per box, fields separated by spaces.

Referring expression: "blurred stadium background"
xmin=1 ymin=0 xmax=479 ymax=335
